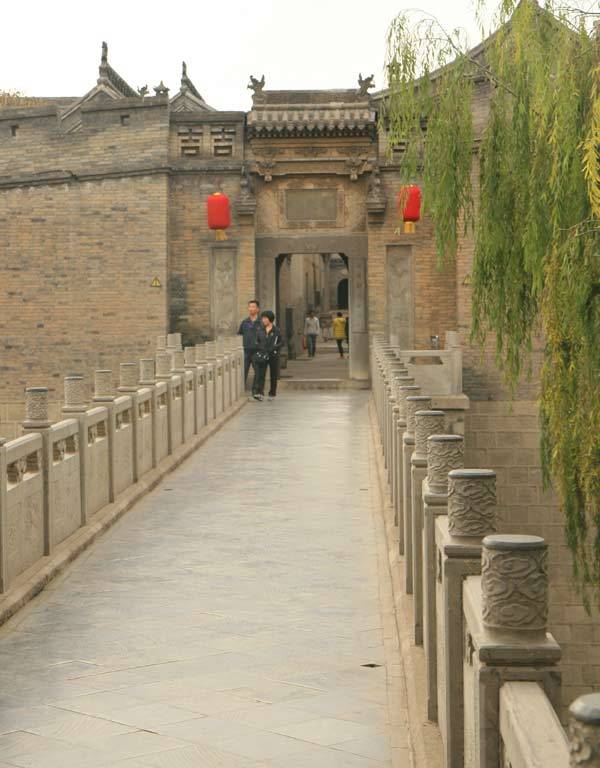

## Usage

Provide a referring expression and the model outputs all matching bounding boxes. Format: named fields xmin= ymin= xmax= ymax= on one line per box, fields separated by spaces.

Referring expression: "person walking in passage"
xmin=332 ymin=312 xmax=347 ymax=358
xmin=238 ymin=300 xmax=262 ymax=385
xmin=304 ymin=310 xmax=320 ymax=358
xmin=252 ymin=310 xmax=283 ymax=401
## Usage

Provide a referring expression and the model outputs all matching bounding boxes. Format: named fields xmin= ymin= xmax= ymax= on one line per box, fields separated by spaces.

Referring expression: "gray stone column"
xmin=93 ymin=371 xmax=117 ymax=502
xmin=570 ymin=694 xmax=600 ymax=768
xmin=139 ymin=359 xmax=158 ymax=469
xmin=435 ymin=469 xmax=498 ymax=768
xmin=184 ymin=348 xmax=200 ymax=434
xmin=412 ymin=409 xmax=445 ymax=645
xmin=21 ymin=387 xmax=53 ymax=556
xmin=423 ymin=434 xmax=464 ymax=721
xmin=403 ymin=395 xmax=431 ymax=594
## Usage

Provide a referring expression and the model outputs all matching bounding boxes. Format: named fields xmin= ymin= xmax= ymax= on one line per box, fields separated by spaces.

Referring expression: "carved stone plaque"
xmin=210 ymin=246 xmax=237 ymax=336
xmin=386 ymin=245 xmax=413 ymax=348
xmin=285 ymin=189 xmax=337 ymax=222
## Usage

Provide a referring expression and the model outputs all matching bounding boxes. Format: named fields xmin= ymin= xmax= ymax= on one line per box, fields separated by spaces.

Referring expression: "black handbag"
xmin=252 ymin=350 xmax=270 ymax=366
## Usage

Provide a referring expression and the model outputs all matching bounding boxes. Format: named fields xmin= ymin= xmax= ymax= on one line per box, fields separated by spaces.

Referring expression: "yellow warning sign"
xmin=150 ymin=276 xmax=162 ymax=288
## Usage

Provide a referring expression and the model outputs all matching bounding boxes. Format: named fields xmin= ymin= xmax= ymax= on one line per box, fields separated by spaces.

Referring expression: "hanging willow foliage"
xmin=385 ymin=0 xmax=600 ymax=607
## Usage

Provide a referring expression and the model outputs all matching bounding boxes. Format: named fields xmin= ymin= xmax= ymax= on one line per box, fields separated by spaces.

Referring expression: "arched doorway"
xmin=255 ymin=234 xmax=369 ymax=380
xmin=337 ymin=279 xmax=348 ymax=310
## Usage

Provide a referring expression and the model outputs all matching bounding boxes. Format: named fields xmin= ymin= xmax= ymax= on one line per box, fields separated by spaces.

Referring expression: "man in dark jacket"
xmin=238 ymin=300 xmax=262 ymax=384
xmin=252 ymin=310 xmax=284 ymax=401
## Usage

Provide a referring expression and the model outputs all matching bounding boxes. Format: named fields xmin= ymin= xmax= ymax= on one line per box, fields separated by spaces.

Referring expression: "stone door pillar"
xmin=349 ymin=255 xmax=368 ymax=380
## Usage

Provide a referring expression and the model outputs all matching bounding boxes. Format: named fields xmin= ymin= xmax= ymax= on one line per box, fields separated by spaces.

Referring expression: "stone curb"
xmin=368 ymin=396 xmax=444 ymax=768
xmin=0 ymin=398 xmax=247 ymax=628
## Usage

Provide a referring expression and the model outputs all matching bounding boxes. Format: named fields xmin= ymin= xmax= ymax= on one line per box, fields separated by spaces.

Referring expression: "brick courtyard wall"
xmin=0 ymin=97 xmax=170 ymax=438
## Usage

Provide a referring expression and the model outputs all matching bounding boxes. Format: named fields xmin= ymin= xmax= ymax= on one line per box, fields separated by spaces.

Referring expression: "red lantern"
xmin=207 ymin=192 xmax=231 ymax=241
xmin=397 ymin=185 xmax=421 ymax=234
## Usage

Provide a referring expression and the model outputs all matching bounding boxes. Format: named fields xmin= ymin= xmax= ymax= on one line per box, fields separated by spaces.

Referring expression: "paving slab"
xmin=0 ymin=392 xmax=406 ymax=766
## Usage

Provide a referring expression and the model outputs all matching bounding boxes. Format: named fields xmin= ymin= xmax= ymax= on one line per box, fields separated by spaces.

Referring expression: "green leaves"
xmin=385 ymin=1 xmax=600 ymax=608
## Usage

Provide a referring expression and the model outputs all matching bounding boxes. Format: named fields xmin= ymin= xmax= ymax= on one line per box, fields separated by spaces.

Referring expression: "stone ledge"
xmin=0 ymin=397 xmax=246 ymax=628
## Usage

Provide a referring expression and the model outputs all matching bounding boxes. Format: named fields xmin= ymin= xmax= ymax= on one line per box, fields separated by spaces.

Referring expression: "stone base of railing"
xmin=0 ymin=397 xmax=246 ymax=628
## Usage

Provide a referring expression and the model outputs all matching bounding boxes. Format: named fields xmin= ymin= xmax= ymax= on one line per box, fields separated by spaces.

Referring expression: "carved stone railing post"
xmin=63 ymin=375 xmax=88 ymax=414
xmin=386 ymin=360 xmax=406 ymax=480
xmin=93 ymin=371 xmax=116 ymax=502
xmin=139 ymin=359 xmax=158 ymax=469
xmin=391 ymin=375 xmax=414 ymax=528
xmin=481 ymin=534 xmax=547 ymax=634
xmin=61 ymin=376 xmax=87 ymax=529
xmin=423 ymin=434 xmax=464 ymax=722
xmin=412 ymin=409 xmax=445 ymax=645
xmin=23 ymin=387 xmax=51 ymax=430
xmin=435 ymin=469 xmax=497 ymax=768
xmin=448 ymin=469 xmax=497 ymax=539
xmin=569 ymin=694 xmax=600 ymax=768
xmin=117 ymin=363 xmax=140 ymax=483
xmin=166 ymin=332 xmax=182 ymax=352
xmin=197 ymin=343 xmax=215 ymax=423
xmin=21 ymin=387 xmax=53 ymax=556
xmin=156 ymin=352 xmax=174 ymax=455
xmin=403 ymin=394 xmax=431 ymax=594
xmin=396 ymin=384 xmax=420 ymax=553
xmin=184 ymin=348 xmax=200 ymax=435
xmin=463 ymin=534 xmax=560 ymax=768
xmin=156 ymin=335 xmax=166 ymax=352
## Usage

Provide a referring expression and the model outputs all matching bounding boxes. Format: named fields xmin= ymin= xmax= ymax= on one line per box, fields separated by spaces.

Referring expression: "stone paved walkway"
xmin=0 ymin=392 xmax=406 ymax=768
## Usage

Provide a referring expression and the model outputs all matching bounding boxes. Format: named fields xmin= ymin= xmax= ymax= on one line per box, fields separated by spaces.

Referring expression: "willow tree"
xmin=384 ymin=0 xmax=600 ymax=607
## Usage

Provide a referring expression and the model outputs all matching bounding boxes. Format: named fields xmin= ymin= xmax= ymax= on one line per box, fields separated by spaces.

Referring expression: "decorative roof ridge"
xmin=181 ymin=61 xmax=203 ymax=101
xmin=98 ymin=42 xmax=138 ymax=98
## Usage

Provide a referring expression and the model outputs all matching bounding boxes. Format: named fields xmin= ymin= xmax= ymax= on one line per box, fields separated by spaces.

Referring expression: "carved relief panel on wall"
xmin=386 ymin=245 xmax=414 ymax=348
xmin=210 ymin=247 xmax=238 ymax=336
xmin=279 ymin=187 xmax=345 ymax=230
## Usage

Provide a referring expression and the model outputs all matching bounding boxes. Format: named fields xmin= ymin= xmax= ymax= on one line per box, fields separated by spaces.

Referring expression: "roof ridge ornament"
xmin=98 ymin=41 xmax=109 ymax=83
xmin=358 ymin=73 xmax=375 ymax=96
xmin=248 ymin=74 xmax=266 ymax=103
xmin=153 ymin=80 xmax=170 ymax=97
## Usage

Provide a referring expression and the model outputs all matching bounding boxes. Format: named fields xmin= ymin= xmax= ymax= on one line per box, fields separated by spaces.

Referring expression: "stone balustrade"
xmin=0 ymin=335 xmax=244 ymax=600
xmin=370 ymin=334 xmax=593 ymax=768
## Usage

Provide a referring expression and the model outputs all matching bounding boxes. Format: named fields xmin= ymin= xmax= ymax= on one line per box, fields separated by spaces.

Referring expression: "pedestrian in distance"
xmin=252 ymin=310 xmax=283 ymax=401
xmin=238 ymin=300 xmax=262 ymax=385
xmin=303 ymin=310 xmax=320 ymax=358
xmin=332 ymin=311 xmax=347 ymax=358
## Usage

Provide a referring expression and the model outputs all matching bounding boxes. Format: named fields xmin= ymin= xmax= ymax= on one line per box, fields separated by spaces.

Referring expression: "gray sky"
xmin=2 ymin=0 xmax=482 ymax=110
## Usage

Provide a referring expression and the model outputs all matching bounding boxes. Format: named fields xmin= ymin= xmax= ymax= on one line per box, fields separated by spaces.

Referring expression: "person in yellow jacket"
xmin=332 ymin=312 xmax=347 ymax=358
